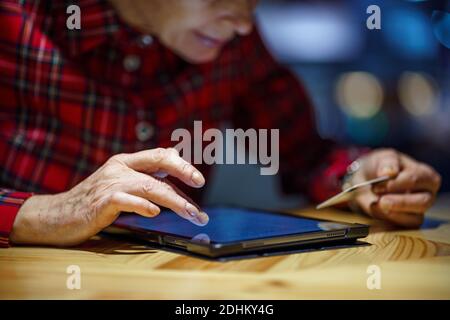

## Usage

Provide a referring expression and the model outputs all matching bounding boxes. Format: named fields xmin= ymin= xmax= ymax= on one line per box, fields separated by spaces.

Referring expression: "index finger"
xmin=122 ymin=148 xmax=206 ymax=188
xmin=374 ymin=167 xmax=440 ymax=194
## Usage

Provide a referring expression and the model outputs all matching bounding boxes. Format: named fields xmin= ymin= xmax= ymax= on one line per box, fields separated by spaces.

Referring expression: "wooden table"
xmin=1 ymin=197 xmax=450 ymax=299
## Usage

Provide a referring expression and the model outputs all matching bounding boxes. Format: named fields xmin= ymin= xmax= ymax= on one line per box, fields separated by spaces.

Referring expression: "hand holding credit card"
xmin=316 ymin=176 xmax=392 ymax=210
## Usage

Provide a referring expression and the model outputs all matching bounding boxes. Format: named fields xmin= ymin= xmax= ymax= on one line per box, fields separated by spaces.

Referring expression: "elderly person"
xmin=0 ymin=0 xmax=441 ymax=247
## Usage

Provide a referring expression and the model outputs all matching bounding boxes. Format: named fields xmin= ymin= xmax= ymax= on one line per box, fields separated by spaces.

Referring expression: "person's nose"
xmin=221 ymin=0 xmax=254 ymax=36
xmin=233 ymin=15 xmax=253 ymax=36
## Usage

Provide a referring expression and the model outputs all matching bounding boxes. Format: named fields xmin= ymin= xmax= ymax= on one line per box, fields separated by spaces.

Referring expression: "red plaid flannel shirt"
xmin=0 ymin=0 xmax=364 ymax=247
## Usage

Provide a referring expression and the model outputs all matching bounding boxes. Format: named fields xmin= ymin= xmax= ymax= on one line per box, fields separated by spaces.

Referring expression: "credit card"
xmin=316 ymin=176 xmax=392 ymax=210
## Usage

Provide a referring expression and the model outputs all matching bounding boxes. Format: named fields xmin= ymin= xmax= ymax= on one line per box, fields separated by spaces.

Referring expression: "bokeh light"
xmin=256 ymin=3 xmax=363 ymax=63
xmin=431 ymin=10 xmax=450 ymax=49
xmin=345 ymin=111 xmax=389 ymax=146
xmin=398 ymin=72 xmax=439 ymax=117
xmin=383 ymin=7 xmax=438 ymax=59
xmin=335 ymin=72 xmax=384 ymax=119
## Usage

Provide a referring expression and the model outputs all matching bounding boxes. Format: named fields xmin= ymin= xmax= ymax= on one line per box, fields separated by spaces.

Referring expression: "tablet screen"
xmin=114 ymin=206 xmax=352 ymax=244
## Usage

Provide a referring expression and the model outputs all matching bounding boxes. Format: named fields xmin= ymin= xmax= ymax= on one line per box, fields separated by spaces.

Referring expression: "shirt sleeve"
xmin=0 ymin=189 xmax=33 ymax=247
xmin=232 ymin=29 xmax=369 ymax=203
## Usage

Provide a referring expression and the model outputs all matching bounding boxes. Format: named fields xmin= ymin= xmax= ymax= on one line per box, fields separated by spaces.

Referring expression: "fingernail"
xmin=186 ymin=203 xmax=199 ymax=218
xmin=380 ymin=166 xmax=395 ymax=176
xmin=148 ymin=206 xmax=160 ymax=217
xmin=191 ymin=171 xmax=205 ymax=187
xmin=196 ymin=211 xmax=209 ymax=226
xmin=380 ymin=199 xmax=393 ymax=214
xmin=189 ymin=211 xmax=209 ymax=226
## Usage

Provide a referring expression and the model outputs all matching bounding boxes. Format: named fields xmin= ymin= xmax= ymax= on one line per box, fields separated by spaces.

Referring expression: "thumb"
xmin=376 ymin=151 xmax=400 ymax=177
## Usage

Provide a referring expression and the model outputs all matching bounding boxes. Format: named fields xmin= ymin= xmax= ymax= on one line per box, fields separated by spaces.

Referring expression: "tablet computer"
xmin=111 ymin=206 xmax=369 ymax=258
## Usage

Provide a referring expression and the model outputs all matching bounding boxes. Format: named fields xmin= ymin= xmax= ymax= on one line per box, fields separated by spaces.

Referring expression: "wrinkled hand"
xmin=351 ymin=149 xmax=441 ymax=228
xmin=11 ymin=148 xmax=208 ymax=246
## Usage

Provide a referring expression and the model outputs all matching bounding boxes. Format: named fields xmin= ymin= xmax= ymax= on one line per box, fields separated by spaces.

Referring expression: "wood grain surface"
xmin=1 ymin=200 xmax=449 ymax=299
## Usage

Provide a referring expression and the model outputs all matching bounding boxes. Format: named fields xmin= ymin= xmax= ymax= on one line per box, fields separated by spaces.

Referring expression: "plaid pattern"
xmin=0 ymin=189 xmax=32 ymax=246
xmin=0 ymin=0 xmax=363 ymax=247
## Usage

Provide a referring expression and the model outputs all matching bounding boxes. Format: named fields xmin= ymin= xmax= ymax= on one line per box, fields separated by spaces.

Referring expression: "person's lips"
xmin=194 ymin=31 xmax=228 ymax=49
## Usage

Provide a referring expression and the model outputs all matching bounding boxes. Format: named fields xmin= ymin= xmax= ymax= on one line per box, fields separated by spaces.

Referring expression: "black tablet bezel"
xmin=111 ymin=206 xmax=369 ymax=258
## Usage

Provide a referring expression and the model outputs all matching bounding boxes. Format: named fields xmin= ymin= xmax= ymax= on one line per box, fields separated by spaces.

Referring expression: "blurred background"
xmin=205 ymin=0 xmax=450 ymax=209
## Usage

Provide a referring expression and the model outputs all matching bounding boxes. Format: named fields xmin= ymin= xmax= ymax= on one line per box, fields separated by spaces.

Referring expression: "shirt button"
xmin=123 ymin=54 xmax=141 ymax=72
xmin=139 ymin=35 xmax=153 ymax=47
xmin=135 ymin=121 xmax=154 ymax=142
